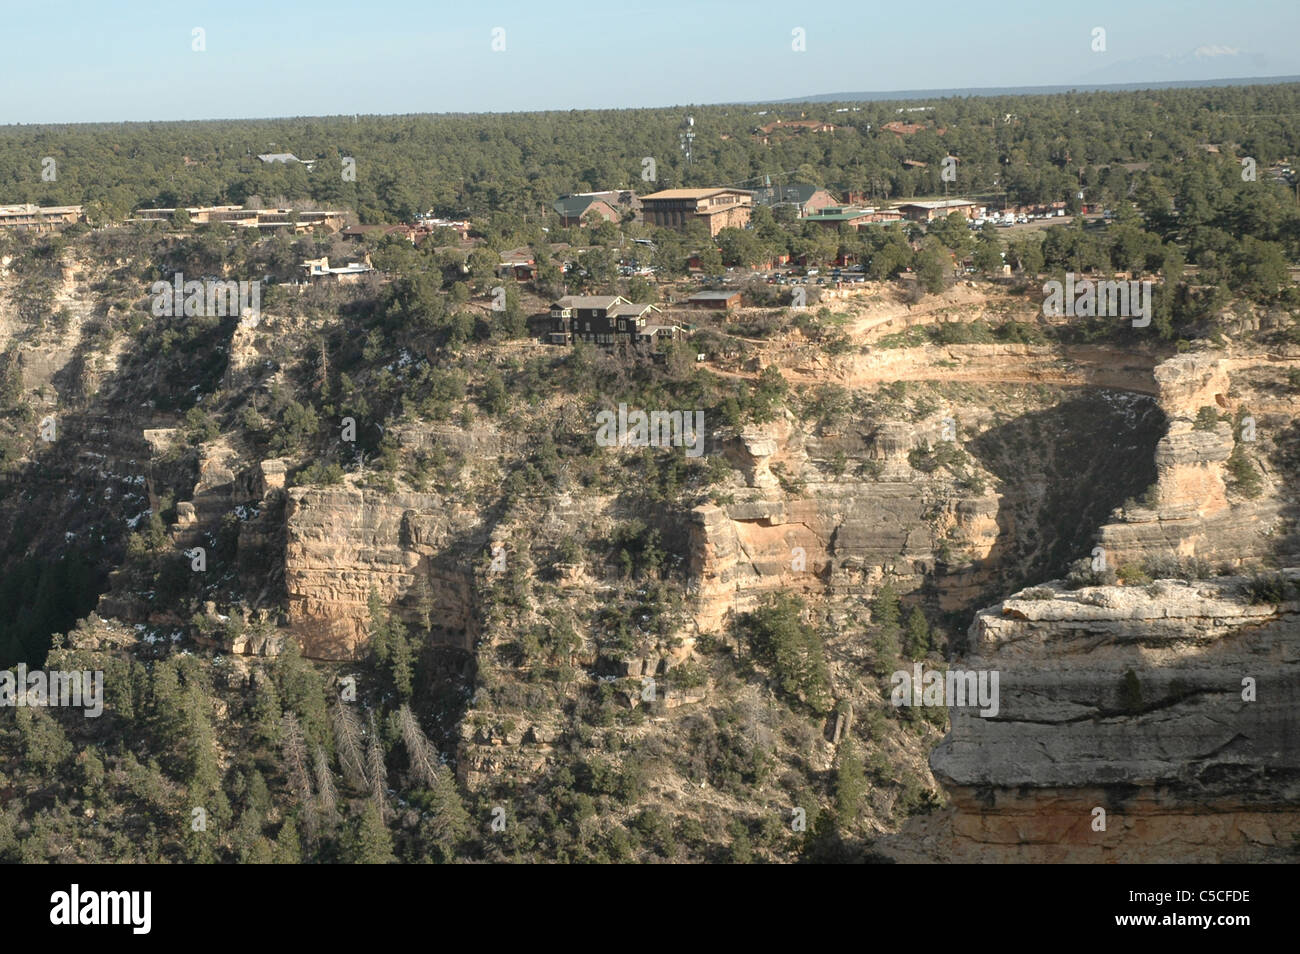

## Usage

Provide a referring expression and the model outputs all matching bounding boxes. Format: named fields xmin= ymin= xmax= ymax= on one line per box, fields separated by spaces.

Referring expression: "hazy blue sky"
xmin=4 ymin=0 xmax=1298 ymax=124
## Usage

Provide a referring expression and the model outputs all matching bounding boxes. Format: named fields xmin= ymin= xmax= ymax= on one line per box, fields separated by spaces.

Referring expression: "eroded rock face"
xmin=284 ymin=484 xmax=479 ymax=659
xmin=686 ymin=385 xmax=1163 ymax=633
xmin=922 ymin=573 xmax=1300 ymax=862
xmin=688 ymin=483 xmax=999 ymax=631
xmin=1097 ymin=353 xmax=1282 ymax=568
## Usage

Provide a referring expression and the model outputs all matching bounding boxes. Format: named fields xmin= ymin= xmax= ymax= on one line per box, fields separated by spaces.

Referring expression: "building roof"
xmin=689 ymin=290 xmax=743 ymax=300
xmin=609 ymin=302 xmax=659 ymax=317
xmin=554 ymin=194 xmax=607 ymax=218
xmin=641 ymin=188 xmax=753 ymax=201
xmin=752 ymin=183 xmax=831 ymax=206
xmin=805 ymin=206 xmax=876 ymax=221
xmin=896 ymin=199 xmax=976 ymax=210
xmin=257 ymin=153 xmax=309 ymax=163
xmin=0 ymin=204 xmax=83 ymax=216
xmin=552 ymin=295 xmax=627 ymax=310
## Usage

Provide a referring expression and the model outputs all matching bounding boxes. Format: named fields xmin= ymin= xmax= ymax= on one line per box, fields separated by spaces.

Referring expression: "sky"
xmin=2 ymin=0 xmax=1298 ymax=124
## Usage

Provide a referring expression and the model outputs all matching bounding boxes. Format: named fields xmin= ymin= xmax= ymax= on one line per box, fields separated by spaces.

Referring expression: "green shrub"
xmin=1116 ymin=562 xmax=1152 ymax=585
xmin=1244 ymin=572 xmax=1292 ymax=605
xmin=296 ymin=462 xmax=344 ymax=486
xmin=1226 ymin=445 xmax=1263 ymax=498
xmin=1193 ymin=406 xmax=1221 ymax=430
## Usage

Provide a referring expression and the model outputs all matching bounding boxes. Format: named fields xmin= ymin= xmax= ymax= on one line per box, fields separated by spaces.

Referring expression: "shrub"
xmin=1193 ymin=406 xmax=1220 ymax=430
xmin=1141 ymin=554 xmax=1211 ymax=580
xmin=1244 ymin=572 xmax=1292 ymax=605
xmin=184 ymin=406 xmax=220 ymax=444
xmin=1065 ymin=557 xmax=1117 ymax=589
xmin=1116 ymin=562 xmax=1152 ymax=585
xmin=1225 ymin=445 xmax=1263 ymax=498
xmin=1020 ymin=587 xmax=1055 ymax=601
xmin=296 ymin=462 xmax=344 ymax=486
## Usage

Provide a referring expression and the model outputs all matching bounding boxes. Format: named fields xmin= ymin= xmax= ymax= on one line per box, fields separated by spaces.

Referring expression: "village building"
xmin=753 ymin=119 xmax=836 ymax=144
xmin=341 ymin=223 xmax=432 ymax=244
xmin=687 ymin=290 xmax=743 ymax=310
xmin=414 ymin=215 xmax=472 ymax=240
xmin=553 ymin=191 xmax=638 ymax=227
xmin=499 ymin=247 xmax=536 ymax=280
xmin=0 ymin=204 xmax=85 ymax=231
xmin=547 ymin=295 xmax=673 ymax=346
xmin=894 ymin=199 xmax=982 ymax=222
xmin=751 ymin=183 xmax=840 ymax=217
xmin=131 ymin=205 xmax=346 ymax=233
xmin=803 ymin=205 xmax=904 ymax=229
xmin=301 ymin=257 xmax=374 ymax=283
xmin=881 ymin=121 xmax=926 ymax=136
xmin=640 ymin=188 xmax=753 ymax=236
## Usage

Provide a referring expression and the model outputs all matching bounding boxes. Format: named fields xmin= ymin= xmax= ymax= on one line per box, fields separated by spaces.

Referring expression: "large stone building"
xmin=0 ymin=204 xmax=85 ymax=231
xmin=639 ymin=188 xmax=753 ymax=236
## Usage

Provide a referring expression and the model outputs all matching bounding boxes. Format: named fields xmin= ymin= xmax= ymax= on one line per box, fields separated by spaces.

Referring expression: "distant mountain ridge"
xmin=773 ymin=75 xmax=1300 ymax=104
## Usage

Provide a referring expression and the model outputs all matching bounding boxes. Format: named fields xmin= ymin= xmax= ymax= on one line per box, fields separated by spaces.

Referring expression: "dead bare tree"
xmin=331 ymin=703 xmax=368 ymax=790
xmin=313 ymin=745 xmax=338 ymax=824
xmin=280 ymin=713 xmax=318 ymax=843
xmin=366 ymin=709 xmax=389 ymax=819
xmin=398 ymin=704 xmax=442 ymax=789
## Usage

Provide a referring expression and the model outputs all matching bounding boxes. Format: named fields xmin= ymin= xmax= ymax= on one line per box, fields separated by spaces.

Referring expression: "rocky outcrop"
xmin=1098 ymin=352 xmax=1282 ymax=568
xmin=284 ymin=483 xmax=482 ymax=659
xmin=918 ymin=572 xmax=1300 ymax=862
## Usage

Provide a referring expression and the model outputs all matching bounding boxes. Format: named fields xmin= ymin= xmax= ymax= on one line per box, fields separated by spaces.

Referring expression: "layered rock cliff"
xmin=894 ymin=572 xmax=1300 ymax=863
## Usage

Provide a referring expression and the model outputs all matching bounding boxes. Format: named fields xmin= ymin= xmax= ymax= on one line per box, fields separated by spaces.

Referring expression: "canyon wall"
xmin=912 ymin=573 xmax=1300 ymax=862
xmin=283 ymin=485 xmax=482 ymax=659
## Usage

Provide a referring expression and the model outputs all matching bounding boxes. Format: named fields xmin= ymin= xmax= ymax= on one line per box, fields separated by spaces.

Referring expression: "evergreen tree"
xmin=833 ymin=737 xmax=867 ymax=827
xmin=344 ymin=801 xmax=396 ymax=864
xmin=903 ymin=606 xmax=931 ymax=660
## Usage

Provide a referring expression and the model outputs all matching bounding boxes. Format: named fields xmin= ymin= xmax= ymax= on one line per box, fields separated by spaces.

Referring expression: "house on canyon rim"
xmin=547 ymin=295 xmax=678 ymax=346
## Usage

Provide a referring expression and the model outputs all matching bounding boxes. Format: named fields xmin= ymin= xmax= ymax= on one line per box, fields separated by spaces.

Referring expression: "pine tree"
xmin=251 ymin=677 xmax=282 ymax=749
xmin=833 ymin=737 xmax=867 ymax=827
xmin=904 ymin=606 xmax=931 ymax=660
xmin=273 ymin=817 xmax=301 ymax=864
xmin=870 ymin=583 xmax=903 ymax=670
xmin=344 ymin=801 xmax=396 ymax=864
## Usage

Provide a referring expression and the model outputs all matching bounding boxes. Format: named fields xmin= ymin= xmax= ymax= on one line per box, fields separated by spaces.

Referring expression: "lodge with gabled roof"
xmin=547 ymin=295 xmax=675 ymax=346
